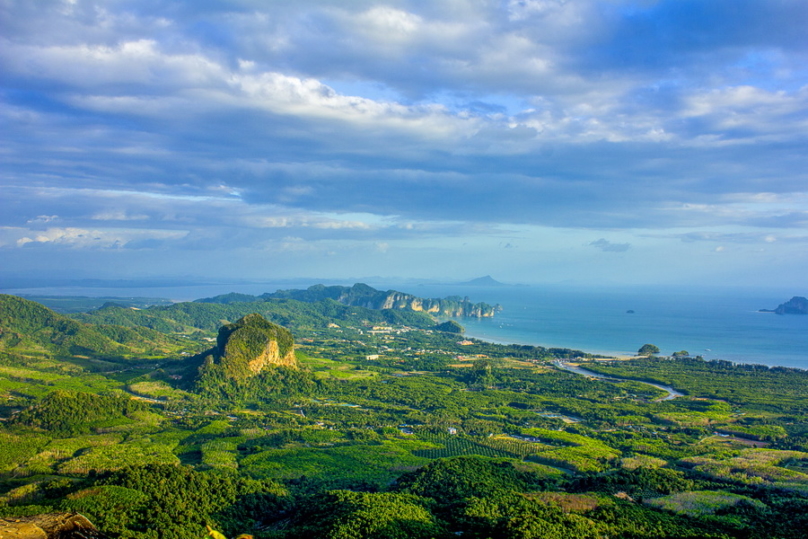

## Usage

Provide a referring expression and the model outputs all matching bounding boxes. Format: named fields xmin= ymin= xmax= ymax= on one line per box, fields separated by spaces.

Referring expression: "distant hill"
xmin=760 ymin=296 xmax=808 ymax=315
xmin=19 ymin=295 xmax=173 ymax=313
xmin=194 ymin=292 xmax=258 ymax=305
xmin=457 ymin=275 xmax=506 ymax=286
xmin=0 ymin=294 xmax=183 ymax=357
xmin=74 ymin=296 xmax=438 ymax=332
xmin=262 ymin=283 xmax=501 ymax=318
xmin=455 ymin=275 xmax=528 ymax=287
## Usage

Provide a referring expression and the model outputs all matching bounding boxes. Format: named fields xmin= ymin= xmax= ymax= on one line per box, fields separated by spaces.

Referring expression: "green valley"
xmin=1 ymin=293 xmax=807 ymax=538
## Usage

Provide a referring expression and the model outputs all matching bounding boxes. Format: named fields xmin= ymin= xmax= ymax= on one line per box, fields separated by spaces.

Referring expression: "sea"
xmin=3 ymin=281 xmax=807 ymax=370
xmin=407 ymin=284 xmax=808 ymax=370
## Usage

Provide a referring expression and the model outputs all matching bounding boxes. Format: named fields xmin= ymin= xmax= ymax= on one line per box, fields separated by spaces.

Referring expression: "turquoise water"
xmin=403 ymin=285 xmax=808 ymax=369
xmin=5 ymin=282 xmax=807 ymax=369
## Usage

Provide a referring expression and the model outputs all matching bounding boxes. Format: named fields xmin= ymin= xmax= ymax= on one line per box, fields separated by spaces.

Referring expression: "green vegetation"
xmin=196 ymin=313 xmax=298 ymax=382
xmin=11 ymin=390 xmax=149 ymax=435
xmin=646 ymin=490 xmax=766 ymax=516
xmin=0 ymin=294 xmax=189 ymax=359
xmin=2 ymin=294 xmax=808 ymax=538
xmin=22 ymin=296 xmax=174 ymax=314
xmin=433 ymin=320 xmax=465 ymax=334
xmin=638 ymin=344 xmax=660 ymax=356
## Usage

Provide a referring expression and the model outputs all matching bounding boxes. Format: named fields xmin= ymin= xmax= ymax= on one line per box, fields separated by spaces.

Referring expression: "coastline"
xmin=461 ymin=328 xmax=634 ymax=360
xmin=3 ymin=283 xmax=807 ymax=369
xmin=460 ymin=327 xmax=805 ymax=370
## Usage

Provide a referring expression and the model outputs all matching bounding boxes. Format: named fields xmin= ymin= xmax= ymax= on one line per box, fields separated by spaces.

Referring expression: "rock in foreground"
xmin=0 ymin=513 xmax=108 ymax=538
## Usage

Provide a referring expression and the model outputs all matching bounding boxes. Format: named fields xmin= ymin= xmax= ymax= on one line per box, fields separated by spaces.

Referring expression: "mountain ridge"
xmin=259 ymin=283 xmax=501 ymax=318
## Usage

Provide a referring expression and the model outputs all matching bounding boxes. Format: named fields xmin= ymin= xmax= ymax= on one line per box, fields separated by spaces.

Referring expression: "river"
xmin=553 ymin=360 xmax=684 ymax=402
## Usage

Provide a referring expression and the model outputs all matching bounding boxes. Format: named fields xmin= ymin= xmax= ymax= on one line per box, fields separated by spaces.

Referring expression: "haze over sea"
xmin=3 ymin=282 xmax=806 ymax=370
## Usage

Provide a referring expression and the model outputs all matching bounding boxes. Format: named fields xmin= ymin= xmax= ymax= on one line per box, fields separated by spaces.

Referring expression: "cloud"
xmin=589 ymin=238 xmax=631 ymax=252
xmin=26 ymin=215 xmax=59 ymax=224
xmin=7 ymin=226 xmax=187 ymax=250
xmin=672 ymin=231 xmax=808 ymax=245
xmin=1 ymin=0 xmax=807 ymax=286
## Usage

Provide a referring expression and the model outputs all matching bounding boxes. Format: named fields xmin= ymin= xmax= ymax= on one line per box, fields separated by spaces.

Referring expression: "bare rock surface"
xmin=0 ymin=513 xmax=107 ymax=539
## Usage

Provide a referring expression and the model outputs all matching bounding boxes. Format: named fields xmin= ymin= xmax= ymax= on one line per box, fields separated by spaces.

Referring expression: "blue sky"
xmin=2 ymin=0 xmax=807 ymax=288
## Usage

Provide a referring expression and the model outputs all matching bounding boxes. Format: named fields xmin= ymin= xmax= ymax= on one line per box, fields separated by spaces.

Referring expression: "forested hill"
xmin=200 ymin=283 xmax=502 ymax=318
xmin=0 ymin=294 xmax=183 ymax=358
xmin=71 ymin=295 xmax=438 ymax=333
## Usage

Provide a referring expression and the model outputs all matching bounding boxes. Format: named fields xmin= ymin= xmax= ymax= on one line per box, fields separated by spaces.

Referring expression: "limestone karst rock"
xmin=201 ymin=313 xmax=297 ymax=380
xmin=266 ymin=283 xmax=501 ymax=318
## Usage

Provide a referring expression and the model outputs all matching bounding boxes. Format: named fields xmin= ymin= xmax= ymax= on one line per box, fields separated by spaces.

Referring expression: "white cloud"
xmin=682 ymin=85 xmax=808 ymax=143
xmin=6 ymin=226 xmax=187 ymax=249
xmin=1 ymin=0 xmax=807 ymax=287
xmin=91 ymin=210 xmax=150 ymax=221
xmin=26 ymin=215 xmax=59 ymax=224
xmin=1 ymin=39 xmax=228 ymax=88
xmin=356 ymin=6 xmax=422 ymax=42
xmin=241 ymin=215 xmax=371 ymax=230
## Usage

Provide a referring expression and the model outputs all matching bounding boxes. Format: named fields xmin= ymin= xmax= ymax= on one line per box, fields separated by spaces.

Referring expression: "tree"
xmin=285 ymin=490 xmax=440 ymax=539
xmin=637 ymin=344 xmax=660 ymax=356
xmin=434 ymin=320 xmax=465 ymax=334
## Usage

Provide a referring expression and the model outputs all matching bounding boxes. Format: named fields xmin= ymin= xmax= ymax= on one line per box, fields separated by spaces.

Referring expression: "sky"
xmin=2 ymin=0 xmax=807 ymax=289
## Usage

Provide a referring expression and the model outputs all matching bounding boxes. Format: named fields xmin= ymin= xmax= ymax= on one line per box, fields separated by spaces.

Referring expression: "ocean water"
xmin=4 ymin=282 xmax=807 ymax=369
xmin=402 ymin=284 xmax=808 ymax=370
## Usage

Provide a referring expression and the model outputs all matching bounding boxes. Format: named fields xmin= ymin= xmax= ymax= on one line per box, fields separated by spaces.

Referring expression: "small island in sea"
xmin=455 ymin=275 xmax=528 ymax=287
xmin=759 ymin=296 xmax=808 ymax=315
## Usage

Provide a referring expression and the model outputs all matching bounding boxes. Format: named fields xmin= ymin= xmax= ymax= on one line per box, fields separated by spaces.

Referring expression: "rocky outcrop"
xmin=760 ymin=296 xmax=808 ymax=315
xmin=200 ymin=313 xmax=297 ymax=380
xmin=266 ymin=284 xmax=501 ymax=318
xmin=0 ymin=513 xmax=108 ymax=538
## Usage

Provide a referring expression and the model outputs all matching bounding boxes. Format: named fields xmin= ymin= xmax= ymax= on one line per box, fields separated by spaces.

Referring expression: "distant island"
xmin=457 ymin=275 xmax=506 ymax=286
xmin=759 ymin=296 xmax=808 ymax=315
xmin=454 ymin=275 xmax=528 ymax=287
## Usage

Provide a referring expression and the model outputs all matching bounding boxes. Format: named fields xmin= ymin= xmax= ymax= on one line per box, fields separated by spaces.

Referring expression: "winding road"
xmin=553 ymin=360 xmax=684 ymax=402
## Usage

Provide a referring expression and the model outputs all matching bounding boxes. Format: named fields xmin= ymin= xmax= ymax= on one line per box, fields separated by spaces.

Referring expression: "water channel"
xmin=553 ymin=360 xmax=684 ymax=402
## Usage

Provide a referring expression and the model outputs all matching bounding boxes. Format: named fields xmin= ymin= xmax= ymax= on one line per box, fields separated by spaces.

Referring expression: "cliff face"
xmin=342 ymin=288 xmax=500 ymax=317
xmin=267 ymin=284 xmax=501 ymax=318
xmin=204 ymin=313 xmax=297 ymax=380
